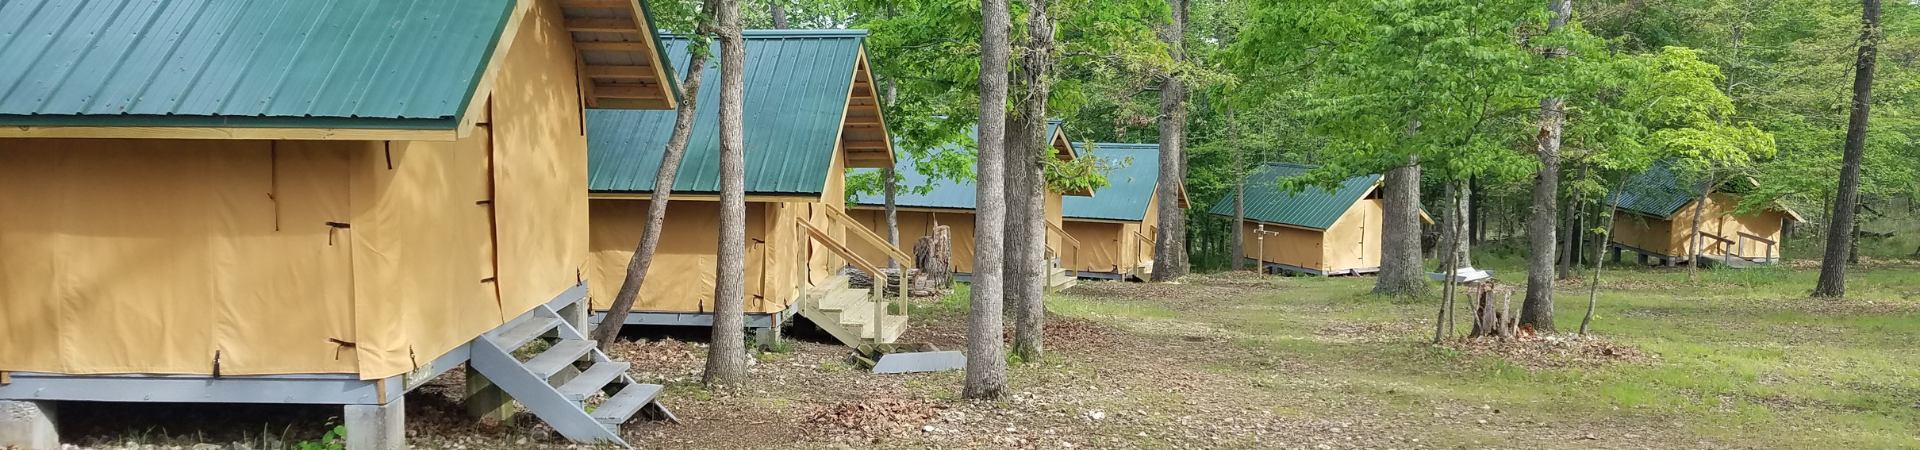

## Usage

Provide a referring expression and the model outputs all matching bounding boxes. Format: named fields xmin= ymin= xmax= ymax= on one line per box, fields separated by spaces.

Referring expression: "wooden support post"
xmin=465 ymin=366 xmax=517 ymax=425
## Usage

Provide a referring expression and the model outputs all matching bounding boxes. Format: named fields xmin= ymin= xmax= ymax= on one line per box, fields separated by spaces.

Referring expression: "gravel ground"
xmin=45 ymin=273 xmax=1725 ymax=450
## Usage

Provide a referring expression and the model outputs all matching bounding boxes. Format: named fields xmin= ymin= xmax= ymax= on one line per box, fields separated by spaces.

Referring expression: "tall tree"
xmin=1228 ymin=105 xmax=1246 ymax=271
xmin=1375 ymin=154 xmax=1426 ymax=297
xmin=1813 ymin=0 xmax=1883 ymax=299
xmin=1009 ymin=0 xmax=1056 ymax=362
xmin=595 ymin=0 xmax=719 ymax=350
xmin=1151 ymin=0 xmax=1190 ymax=281
xmin=965 ymin=0 xmax=1012 ymax=400
xmin=704 ymin=0 xmax=749 ymax=387
xmin=769 ymin=0 xmax=788 ymax=28
xmin=1451 ymin=180 xmax=1473 ymax=269
xmin=1521 ymin=0 xmax=1573 ymax=333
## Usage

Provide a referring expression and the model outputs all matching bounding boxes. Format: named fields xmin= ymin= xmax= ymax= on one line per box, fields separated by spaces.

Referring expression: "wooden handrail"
xmin=797 ymin=217 xmax=884 ymax=280
xmin=823 ymin=206 xmax=915 ymax=270
xmin=1697 ymin=232 xmax=1736 ymax=246
xmin=798 ymin=216 xmax=904 ymax=342
xmin=1044 ymin=221 xmax=1080 ymax=277
xmin=1045 ymin=221 xmax=1081 ymax=250
xmin=1737 ymin=232 xmax=1776 ymax=246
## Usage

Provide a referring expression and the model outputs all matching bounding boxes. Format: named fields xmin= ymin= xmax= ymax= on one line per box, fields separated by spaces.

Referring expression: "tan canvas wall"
xmin=848 ymin=209 xmax=978 ymax=273
xmin=1617 ymin=192 xmax=1788 ymax=259
xmin=1320 ymin=198 xmax=1384 ymax=273
xmin=1063 ymin=221 xmax=1124 ymax=273
xmin=489 ymin=0 xmax=591 ymax=317
xmin=1612 ymin=211 xmax=1678 ymax=256
xmin=1240 ymin=221 xmax=1325 ymax=271
xmin=1133 ymin=192 xmax=1162 ymax=267
xmin=348 ymin=136 xmax=502 ymax=380
xmin=0 ymin=2 xmax=605 ymax=378
xmin=589 ymin=200 xmax=791 ymax=314
xmin=0 ymin=140 xmax=359 ymax=375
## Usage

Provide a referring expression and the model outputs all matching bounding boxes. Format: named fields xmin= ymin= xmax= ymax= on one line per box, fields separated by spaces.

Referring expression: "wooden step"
xmin=805 ymin=275 xmax=852 ymax=301
xmin=557 ymin=361 xmax=631 ymax=401
xmin=591 ymin=383 xmax=665 ymax=425
xmin=491 ymin=316 xmax=562 ymax=350
xmin=525 ymin=339 xmax=596 ymax=380
xmin=817 ymin=289 xmax=869 ymax=312
xmin=838 ymin=301 xmax=879 ymax=327
xmin=859 ymin=315 xmax=908 ymax=342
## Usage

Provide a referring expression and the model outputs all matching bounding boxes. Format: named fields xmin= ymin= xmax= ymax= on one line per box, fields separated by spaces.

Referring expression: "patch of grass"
xmin=1109 ymin=260 xmax=1920 ymax=448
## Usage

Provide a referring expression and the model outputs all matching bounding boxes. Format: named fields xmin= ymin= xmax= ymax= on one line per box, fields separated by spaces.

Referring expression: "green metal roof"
xmin=1209 ymin=162 xmax=1380 ymax=230
xmin=589 ymin=30 xmax=868 ymax=196
xmin=0 ymin=0 xmax=521 ymax=129
xmin=850 ymin=120 xmax=1068 ymax=209
xmin=1062 ymin=143 xmax=1160 ymax=221
xmin=1604 ymin=159 xmax=1712 ymax=219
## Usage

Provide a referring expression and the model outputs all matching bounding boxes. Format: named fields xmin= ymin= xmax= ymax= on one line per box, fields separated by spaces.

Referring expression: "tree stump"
xmin=1469 ymin=286 xmax=1518 ymax=338
xmin=915 ymin=225 xmax=953 ymax=287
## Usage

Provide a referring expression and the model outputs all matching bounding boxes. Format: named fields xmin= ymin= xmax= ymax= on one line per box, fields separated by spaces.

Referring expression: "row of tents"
xmin=0 ymin=0 xmax=1797 ymax=448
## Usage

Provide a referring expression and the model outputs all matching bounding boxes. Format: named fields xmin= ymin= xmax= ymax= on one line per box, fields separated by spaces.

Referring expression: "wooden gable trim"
xmin=456 ymin=0 xmax=540 ymax=139
xmin=839 ymin=48 xmax=895 ymax=169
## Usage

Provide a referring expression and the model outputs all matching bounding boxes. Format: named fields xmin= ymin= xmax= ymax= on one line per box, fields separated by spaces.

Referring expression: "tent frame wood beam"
xmin=588 ymin=300 xmax=799 ymax=329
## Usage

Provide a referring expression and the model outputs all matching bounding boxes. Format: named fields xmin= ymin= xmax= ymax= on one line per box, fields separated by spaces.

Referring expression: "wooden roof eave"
xmin=561 ymin=0 xmax=678 ymax=111
xmin=839 ymin=47 xmax=895 ymax=169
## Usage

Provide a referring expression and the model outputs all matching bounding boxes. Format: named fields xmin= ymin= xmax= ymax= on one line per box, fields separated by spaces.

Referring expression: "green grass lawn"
xmin=1044 ymin=259 xmax=1920 ymax=448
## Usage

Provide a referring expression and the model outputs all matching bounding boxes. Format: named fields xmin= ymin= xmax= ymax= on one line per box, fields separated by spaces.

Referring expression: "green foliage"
xmin=1236 ymin=0 xmax=1553 ymax=187
xmin=292 ymin=422 xmax=346 ymax=450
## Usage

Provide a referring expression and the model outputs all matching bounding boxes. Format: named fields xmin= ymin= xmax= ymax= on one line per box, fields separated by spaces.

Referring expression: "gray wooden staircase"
xmin=468 ymin=299 xmax=675 ymax=448
xmin=800 ymin=275 xmax=908 ymax=347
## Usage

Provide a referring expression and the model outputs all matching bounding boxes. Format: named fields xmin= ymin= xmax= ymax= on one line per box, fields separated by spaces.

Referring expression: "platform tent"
xmin=1212 ymin=163 xmax=1433 ymax=276
xmin=0 ymin=0 xmax=684 ymax=447
xmin=846 ymin=120 xmax=1085 ymax=278
xmin=586 ymin=30 xmax=906 ymax=341
xmin=1604 ymin=160 xmax=1802 ymax=266
xmin=1060 ymin=143 xmax=1190 ymax=280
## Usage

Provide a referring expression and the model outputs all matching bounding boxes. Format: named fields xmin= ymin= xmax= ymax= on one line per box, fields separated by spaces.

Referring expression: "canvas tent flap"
xmin=0 ymin=139 xmax=358 ymax=375
xmin=1064 ymin=221 xmax=1122 ymax=273
xmin=489 ymin=2 xmax=592 ymax=319
xmin=589 ymin=199 xmax=722 ymax=313
xmin=349 ymin=135 xmax=504 ymax=380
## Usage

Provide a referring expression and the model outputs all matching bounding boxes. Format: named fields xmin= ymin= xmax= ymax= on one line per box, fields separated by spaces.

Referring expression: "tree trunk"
xmin=885 ymin=78 xmax=900 ymax=269
xmin=769 ymin=0 xmax=787 ymax=29
xmin=1520 ymin=0 xmax=1570 ymax=334
xmin=593 ymin=0 xmax=718 ymax=350
xmin=1582 ymin=178 xmax=1629 ymax=335
xmin=1849 ymin=202 xmax=1862 ymax=264
xmin=1451 ymin=180 xmax=1472 ymax=269
xmin=1470 ymin=176 xmax=1482 ymax=245
xmin=964 ymin=0 xmax=1012 ymax=400
xmin=1687 ymin=177 xmax=1715 ymax=281
xmin=1374 ymin=153 xmax=1426 ymax=297
xmin=1229 ymin=106 xmax=1246 ymax=271
xmin=704 ymin=0 xmax=749 ymax=387
xmin=885 ymin=168 xmax=899 ymax=269
xmin=1151 ymin=0 xmax=1190 ymax=281
xmin=1434 ymin=182 xmax=1464 ymax=344
xmin=1560 ymin=161 xmax=1588 ymax=280
xmin=1007 ymin=0 xmax=1053 ymax=363
xmin=1813 ymin=0 xmax=1880 ymax=298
